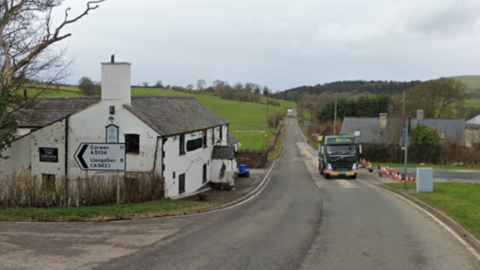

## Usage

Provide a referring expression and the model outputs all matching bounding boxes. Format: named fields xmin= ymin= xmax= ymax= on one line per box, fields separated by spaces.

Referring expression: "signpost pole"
xmin=116 ymin=170 xmax=120 ymax=205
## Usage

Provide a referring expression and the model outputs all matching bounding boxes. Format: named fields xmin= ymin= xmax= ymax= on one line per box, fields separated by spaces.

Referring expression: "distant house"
xmin=0 ymin=59 xmax=238 ymax=199
xmin=466 ymin=115 xmax=480 ymax=147
xmin=341 ymin=110 xmax=465 ymax=146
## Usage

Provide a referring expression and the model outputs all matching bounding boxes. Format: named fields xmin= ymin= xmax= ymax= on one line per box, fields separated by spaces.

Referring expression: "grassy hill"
xmin=448 ymin=75 xmax=480 ymax=91
xmin=23 ymin=87 xmax=295 ymax=150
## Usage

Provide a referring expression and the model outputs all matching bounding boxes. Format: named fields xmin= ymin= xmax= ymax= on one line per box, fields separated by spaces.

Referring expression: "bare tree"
xmin=196 ymin=79 xmax=206 ymax=90
xmin=78 ymin=76 xmax=96 ymax=96
xmin=0 ymin=0 xmax=106 ymax=158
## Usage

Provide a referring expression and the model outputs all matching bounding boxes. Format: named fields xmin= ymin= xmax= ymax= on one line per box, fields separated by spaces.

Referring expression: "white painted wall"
xmin=67 ymin=102 xmax=160 ymax=178
xmin=211 ymin=159 xmax=236 ymax=185
xmin=101 ymin=62 xmax=131 ymax=105
xmin=30 ymin=120 xmax=66 ymax=178
xmin=16 ymin=128 xmax=32 ymax=137
xmin=163 ymin=129 xmax=214 ymax=198
xmin=0 ymin=134 xmax=31 ymax=178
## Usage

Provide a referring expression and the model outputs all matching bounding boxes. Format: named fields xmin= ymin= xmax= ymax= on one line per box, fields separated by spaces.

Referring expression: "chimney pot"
xmin=417 ymin=110 xmax=424 ymax=121
xmin=379 ymin=113 xmax=387 ymax=133
xmin=111 ymin=54 xmax=115 ymax=63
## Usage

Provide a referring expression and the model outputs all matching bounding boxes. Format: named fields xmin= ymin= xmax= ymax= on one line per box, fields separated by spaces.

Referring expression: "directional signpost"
xmin=75 ymin=143 xmax=126 ymax=204
xmin=75 ymin=143 xmax=126 ymax=171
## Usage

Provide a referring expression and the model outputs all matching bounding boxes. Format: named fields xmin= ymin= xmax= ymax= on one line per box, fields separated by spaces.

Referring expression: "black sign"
xmin=39 ymin=147 xmax=58 ymax=163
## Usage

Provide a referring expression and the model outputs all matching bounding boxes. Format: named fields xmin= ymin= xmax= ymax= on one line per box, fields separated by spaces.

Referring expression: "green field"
xmin=24 ymin=87 xmax=295 ymax=150
xmin=387 ymin=183 xmax=480 ymax=240
xmin=449 ymin=75 xmax=480 ymax=91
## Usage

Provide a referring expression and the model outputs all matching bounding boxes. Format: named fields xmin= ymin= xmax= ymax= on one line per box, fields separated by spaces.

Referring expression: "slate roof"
xmin=341 ymin=117 xmax=466 ymax=145
xmin=341 ymin=117 xmax=390 ymax=144
xmin=228 ymin=133 xmax=240 ymax=146
xmin=466 ymin=115 xmax=480 ymax=128
xmin=212 ymin=146 xmax=236 ymax=160
xmin=15 ymin=96 xmax=228 ymax=136
xmin=15 ymin=97 xmax=100 ymax=127
xmin=125 ymin=96 xmax=228 ymax=136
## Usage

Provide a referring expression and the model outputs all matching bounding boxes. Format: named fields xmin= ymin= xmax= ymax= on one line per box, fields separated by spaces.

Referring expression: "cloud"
xmin=53 ymin=0 xmax=480 ymax=90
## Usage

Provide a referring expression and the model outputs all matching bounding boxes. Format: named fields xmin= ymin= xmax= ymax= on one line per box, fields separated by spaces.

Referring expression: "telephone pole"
xmin=333 ymin=93 xmax=338 ymax=134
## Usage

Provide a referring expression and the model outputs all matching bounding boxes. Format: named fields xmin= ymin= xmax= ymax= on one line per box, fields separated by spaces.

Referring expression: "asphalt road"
xmin=98 ymin=116 xmax=479 ymax=270
xmin=1 ymin=116 xmax=479 ymax=270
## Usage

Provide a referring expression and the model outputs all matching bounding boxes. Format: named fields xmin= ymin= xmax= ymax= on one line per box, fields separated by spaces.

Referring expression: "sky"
xmin=54 ymin=0 xmax=480 ymax=91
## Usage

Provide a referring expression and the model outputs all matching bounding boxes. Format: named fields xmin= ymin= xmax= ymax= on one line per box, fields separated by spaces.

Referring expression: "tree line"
xmin=273 ymin=80 xmax=421 ymax=101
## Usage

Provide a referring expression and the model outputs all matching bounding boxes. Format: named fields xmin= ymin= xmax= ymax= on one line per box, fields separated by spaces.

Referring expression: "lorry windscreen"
xmin=327 ymin=144 xmax=356 ymax=155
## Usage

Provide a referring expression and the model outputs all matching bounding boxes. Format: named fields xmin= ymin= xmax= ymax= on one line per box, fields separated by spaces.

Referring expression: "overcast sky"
xmin=56 ymin=0 xmax=480 ymax=91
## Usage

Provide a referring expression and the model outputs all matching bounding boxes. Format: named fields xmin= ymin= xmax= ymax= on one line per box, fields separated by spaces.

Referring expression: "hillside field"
xmin=23 ymin=87 xmax=295 ymax=150
xmin=449 ymin=75 xmax=480 ymax=91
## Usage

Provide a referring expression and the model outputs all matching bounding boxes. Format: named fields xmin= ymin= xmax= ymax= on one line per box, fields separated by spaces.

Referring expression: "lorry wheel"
xmin=351 ymin=174 xmax=357 ymax=180
xmin=325 ymin=173 xmax=330 ymax=179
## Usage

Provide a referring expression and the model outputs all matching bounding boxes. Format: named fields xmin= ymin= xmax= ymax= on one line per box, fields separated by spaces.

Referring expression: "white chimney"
xmin=379 ymin=113 xmax=387 ymax=133
xmin=417 ymin=110 xmax=424 ymax=121
xmin=101 ymin=56 xmax=131 ymax=105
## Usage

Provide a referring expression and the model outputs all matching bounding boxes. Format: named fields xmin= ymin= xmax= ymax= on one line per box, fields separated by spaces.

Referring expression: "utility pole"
xmin=273 ymin=105 xmax=276 ymax=131
xmin=403 ymin=116 xmax=411 ymax=190
xmin=333 ymin=93 xmax=338 ymax=134
xmin=402 ymin=91 xmax=406 ymax=121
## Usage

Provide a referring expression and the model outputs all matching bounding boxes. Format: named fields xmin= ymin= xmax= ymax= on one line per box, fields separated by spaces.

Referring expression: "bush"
xmin=0 ymin=173 xmax=164 ymax=208
xmin=409 ymin=124 xmax=441 ymax=163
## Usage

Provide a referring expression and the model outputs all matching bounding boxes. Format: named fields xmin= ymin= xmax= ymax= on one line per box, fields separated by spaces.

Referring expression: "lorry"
xmin=318 ymin=134 xmax=361 ymax=179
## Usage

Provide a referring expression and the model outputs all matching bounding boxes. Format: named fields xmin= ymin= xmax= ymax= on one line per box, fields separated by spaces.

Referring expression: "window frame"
xmin=179 ymin=134 xmax=185 ymax=155
xmin=179 ymin=173 xmax=186 ymax=194
xmin=125 ymin=134 xmax=140 ymax=155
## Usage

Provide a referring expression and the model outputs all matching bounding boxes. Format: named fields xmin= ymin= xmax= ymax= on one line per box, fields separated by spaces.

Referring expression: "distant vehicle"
xmin=287 ymin=107 xmax=293 ymax=117
xmin=318 ymin=135 xmax=362 ymax=179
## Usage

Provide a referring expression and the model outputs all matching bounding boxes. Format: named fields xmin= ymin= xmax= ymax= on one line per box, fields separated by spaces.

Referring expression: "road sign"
xmin=74 ymin=143 xmax=126 ymax=171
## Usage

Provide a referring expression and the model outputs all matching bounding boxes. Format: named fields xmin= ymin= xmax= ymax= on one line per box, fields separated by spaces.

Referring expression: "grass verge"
xmin=373 ymin=162 xmax=480 ymax=171
xmin=0 ymin=200 xmax=209 ymax=222
xmin=268 ymin=125 xmax=286 ymax=161
xmin=386 ymin=183 xmax=480 ymax=240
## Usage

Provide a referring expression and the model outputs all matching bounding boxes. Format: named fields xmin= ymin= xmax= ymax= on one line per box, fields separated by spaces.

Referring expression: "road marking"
xmin=361 ymin=179 xmax=480 ymax=262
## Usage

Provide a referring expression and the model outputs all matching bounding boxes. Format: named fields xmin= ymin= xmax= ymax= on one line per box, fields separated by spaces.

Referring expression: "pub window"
xmin=125 ymin=134 xmax=140 ymax=154
xmin=179 ymin=134 xmax=185 ymax=155
xmin=187 ymin=138 xmax=203 ymax=152
xmin=42 ymin=174 xmax=56 ymax=192
xmin=219 ymin=126 xmax=223 ymax=143
xmin=179 ymin=173 xmax=186 ymax=194
xmin=211 ymin=128 xmax=215 ymax=145
xmin=203 ymin=164 xmax=207 ymax=184
xmin=203 ymin=130 xmax=207 ymax=148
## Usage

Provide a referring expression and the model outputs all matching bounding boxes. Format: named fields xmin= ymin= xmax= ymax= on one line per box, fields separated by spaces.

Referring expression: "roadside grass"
xmin=386 ymin=183 xmax=480 ymax=240
xmin=372 ymin=162 xmax=480 ymax=171
xmin=0 ymin=200 xmax=208 ymax=222
xmin=268 ymin=125 xmax=286 ymax=161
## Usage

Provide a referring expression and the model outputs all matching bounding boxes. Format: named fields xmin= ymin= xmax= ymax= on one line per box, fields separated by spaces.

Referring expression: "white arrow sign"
xmin=74 ymin=143 xmax=126 ymax=171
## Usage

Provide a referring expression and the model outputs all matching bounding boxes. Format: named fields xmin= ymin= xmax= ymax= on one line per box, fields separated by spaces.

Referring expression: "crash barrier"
xmin=378 ymin=166 xmax=416 ymax=183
